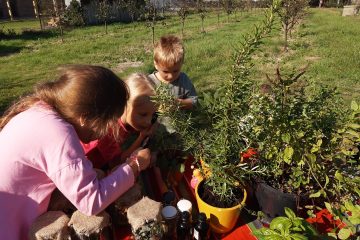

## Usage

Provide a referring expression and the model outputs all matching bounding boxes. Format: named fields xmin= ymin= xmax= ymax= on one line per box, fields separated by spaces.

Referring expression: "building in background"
xmin=0 ymin=0 xmax=65 ymax=20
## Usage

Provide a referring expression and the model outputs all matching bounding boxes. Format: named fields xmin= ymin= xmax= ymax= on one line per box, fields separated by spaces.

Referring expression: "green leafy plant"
xmin=324 ymin=201 xmax=360 ymax=239
xmin=254 ymin=207 xmax=321 ymax=240
xmin=240 ymin=67 xmax=346 ymax=199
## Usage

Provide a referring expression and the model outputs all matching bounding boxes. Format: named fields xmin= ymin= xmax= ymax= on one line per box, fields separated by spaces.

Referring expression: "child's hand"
xmin=135 ymin=148 xmax=151 ymax=171
xmin=176 ymin=98 xmax=194 ymax=110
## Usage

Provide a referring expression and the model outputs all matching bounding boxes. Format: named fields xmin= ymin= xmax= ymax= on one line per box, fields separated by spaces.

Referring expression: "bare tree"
xmin=277 ymin=0 xmax=308 ymax=51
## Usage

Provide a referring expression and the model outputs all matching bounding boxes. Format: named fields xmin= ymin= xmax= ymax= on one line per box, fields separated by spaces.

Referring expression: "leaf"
xmin=290 ymin=233 xmax=308 ymax=240
xmin=284 ymin=207 xmax=297 ymax=219
xmin=178 ymin=163 xmax=185 ymax=173
xmin=345 ymin=130 xmax=360 ymax=138
xmin=351 ymin=100 xmax=358 ymax=111
xmin=325 ymin=202 xmax=334 ymax=215
xmin=348 ymin=123 xmax=360 ymax=129
xmin=309 ymin=191 xmax=321 ymax=198
xmin=282 ymin=133 xmax=291 ymax=143
xmin=270 ymin=217 xmax=292 ymax=233
xmin=283 ymin=146 xmax=294 ymax=164
xmin=325 ymin=175 xmax=329 ymax=188
xmin=335 ymin=171 xmax=344 ymax=182
xmin=337 ymin=228 xmax=352 ymax=239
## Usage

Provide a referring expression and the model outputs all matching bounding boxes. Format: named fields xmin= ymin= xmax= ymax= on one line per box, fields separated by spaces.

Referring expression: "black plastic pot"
xmin=252 ymin=180 xmax=307 ymax=219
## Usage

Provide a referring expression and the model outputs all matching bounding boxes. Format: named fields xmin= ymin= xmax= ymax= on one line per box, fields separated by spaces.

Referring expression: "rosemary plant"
xmin=153 ymin=1 xmax=280 ymax=207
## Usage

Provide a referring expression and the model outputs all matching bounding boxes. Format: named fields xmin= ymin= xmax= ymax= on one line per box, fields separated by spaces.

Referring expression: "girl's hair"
xmin=154 ymin=35 xmax=184 ymax=67
xmin=125 ymin=73 xmax=156 ymax=104
xmin=0 ymin=65 xmax=129 ymax=138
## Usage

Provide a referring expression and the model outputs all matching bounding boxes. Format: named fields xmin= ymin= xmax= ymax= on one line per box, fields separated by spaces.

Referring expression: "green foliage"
xmin=254 ymin=208 xmax=320 ymax=240
xmin=320 ymin=200 xmax=360 ymax=239
xmin=241 ymin=67 xmax=346 ymax=197
xmin=64 ymin=0 xmax=85 ymax=26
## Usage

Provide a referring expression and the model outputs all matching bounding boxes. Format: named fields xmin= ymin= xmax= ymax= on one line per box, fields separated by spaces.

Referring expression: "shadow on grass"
xmin=0 ymin=29 xmax=58 ymax=41
xmin=0 ymin=97 xmax=15 ymax=115
xmin=0 ymin=45 xmax=23 ymax=57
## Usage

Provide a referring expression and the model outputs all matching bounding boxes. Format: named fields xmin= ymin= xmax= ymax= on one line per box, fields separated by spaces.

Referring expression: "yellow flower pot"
xmin=195 ymin=180 xmax=247 ymax=234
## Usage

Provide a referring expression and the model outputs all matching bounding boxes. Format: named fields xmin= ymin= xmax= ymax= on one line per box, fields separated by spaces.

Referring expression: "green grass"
xmin=0 ymin=9 xmax=359 ymax=113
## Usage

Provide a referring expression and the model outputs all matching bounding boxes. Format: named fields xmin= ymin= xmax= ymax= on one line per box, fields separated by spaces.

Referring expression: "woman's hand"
xmin=126 ymin=148 xmax=151 ymax=177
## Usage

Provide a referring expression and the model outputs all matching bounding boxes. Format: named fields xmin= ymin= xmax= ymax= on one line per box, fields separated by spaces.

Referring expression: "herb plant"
xmin=153 ymin=1 xmax=280 ymax=207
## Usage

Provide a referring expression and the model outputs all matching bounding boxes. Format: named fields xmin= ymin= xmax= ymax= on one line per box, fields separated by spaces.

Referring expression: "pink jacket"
xmin=0 ymin=104 xmax=135 ymax=240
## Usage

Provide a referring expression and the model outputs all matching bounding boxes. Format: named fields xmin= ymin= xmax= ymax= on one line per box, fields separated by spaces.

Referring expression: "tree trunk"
xmin=6 ymin=0 xmax=13 ymax=21
xmin=181 ymin=20 xmax=185 ymax=39
xmin=318 ymin=0 xmax=323 ymax=7
xmin=152 ymin=25 xmax=155 ymax=46
xmin=52 ymin=0 xmax=58 ymax=16
xmin=284 ymin=24 xmax=288 ymax=51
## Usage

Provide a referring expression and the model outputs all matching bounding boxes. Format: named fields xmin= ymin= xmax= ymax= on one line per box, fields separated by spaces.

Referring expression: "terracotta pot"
xmin=195 ymin=180 xmax=247 ymax=234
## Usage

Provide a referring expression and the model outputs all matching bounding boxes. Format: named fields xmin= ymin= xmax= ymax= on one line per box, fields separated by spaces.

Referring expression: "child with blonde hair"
xmin=149 ymin=35 xmax=198 ymax=109
xmin=82 ymin=73 xmax=158 ymax=169
xmin=0 ymin=65 xmax=151 ymax=239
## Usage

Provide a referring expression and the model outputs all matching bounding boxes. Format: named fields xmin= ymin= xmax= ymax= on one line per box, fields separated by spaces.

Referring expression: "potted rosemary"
xmin=152 ymin=1 xmax=280 ymax=233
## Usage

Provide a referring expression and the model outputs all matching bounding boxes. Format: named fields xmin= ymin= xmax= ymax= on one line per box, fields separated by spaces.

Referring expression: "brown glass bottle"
xmin=192 ymin=213 xmax=209 ymax=240
xmin=176 ymin=211 xmax=192 ymax=240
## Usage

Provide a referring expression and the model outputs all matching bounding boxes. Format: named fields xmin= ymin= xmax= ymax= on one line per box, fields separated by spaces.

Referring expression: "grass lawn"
xmin=0 ymin=8 xmax=359 ymax=113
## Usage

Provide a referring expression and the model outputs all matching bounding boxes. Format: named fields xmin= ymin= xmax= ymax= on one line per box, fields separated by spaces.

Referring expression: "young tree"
xmin=277 ymin=0 xmax=308 ymax=51
xmin=96 ymin=0 xmax=112 ymax=34
xmin=143 ymin=0 xmax=158 ymax=45
xmin=127 ymin=0 xmax=138 ymax=27
xmin=196 ymin=0 xmax=206 ymax=33
xmin=222 ymin=0 xmax=233 ymax=23
xmin=177 ymin=0 xmax=190 ymax=38
xmin=49 ymin=2 xmax=66 ymax=43
xmin=64 ymin=0 xmax=85 ymax=26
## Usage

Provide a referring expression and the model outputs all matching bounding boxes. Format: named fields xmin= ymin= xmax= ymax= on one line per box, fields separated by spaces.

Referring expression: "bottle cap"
xmin=177 ymin=199 xmax=192 ymax=213
xmin=162 ymin=191 xmax=176 ymax=205
xmin=161 ymin=205 xmax=178 ymax=220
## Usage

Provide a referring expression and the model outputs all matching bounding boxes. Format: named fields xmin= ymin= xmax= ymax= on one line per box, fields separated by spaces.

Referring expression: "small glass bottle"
xmin=193 ymin=213 xmax=210 ymax=240
xmin=161 ymin=205 xmax=178 ymax=239
xmin=177 ymin=198 xmax=193 ymax=222
xmin=162 ymin=190 xmax=176 ymax=206
xmin=176 ymin=211 xmax=192 ymax=240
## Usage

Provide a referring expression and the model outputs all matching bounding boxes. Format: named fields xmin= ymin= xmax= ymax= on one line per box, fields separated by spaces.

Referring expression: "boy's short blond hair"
xmin=154 ymin=35 xmax=184 ymax=67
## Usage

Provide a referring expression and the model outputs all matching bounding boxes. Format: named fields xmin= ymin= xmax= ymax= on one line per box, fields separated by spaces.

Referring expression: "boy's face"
xmin=154 ymin=61 xmax=182 ymax=83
